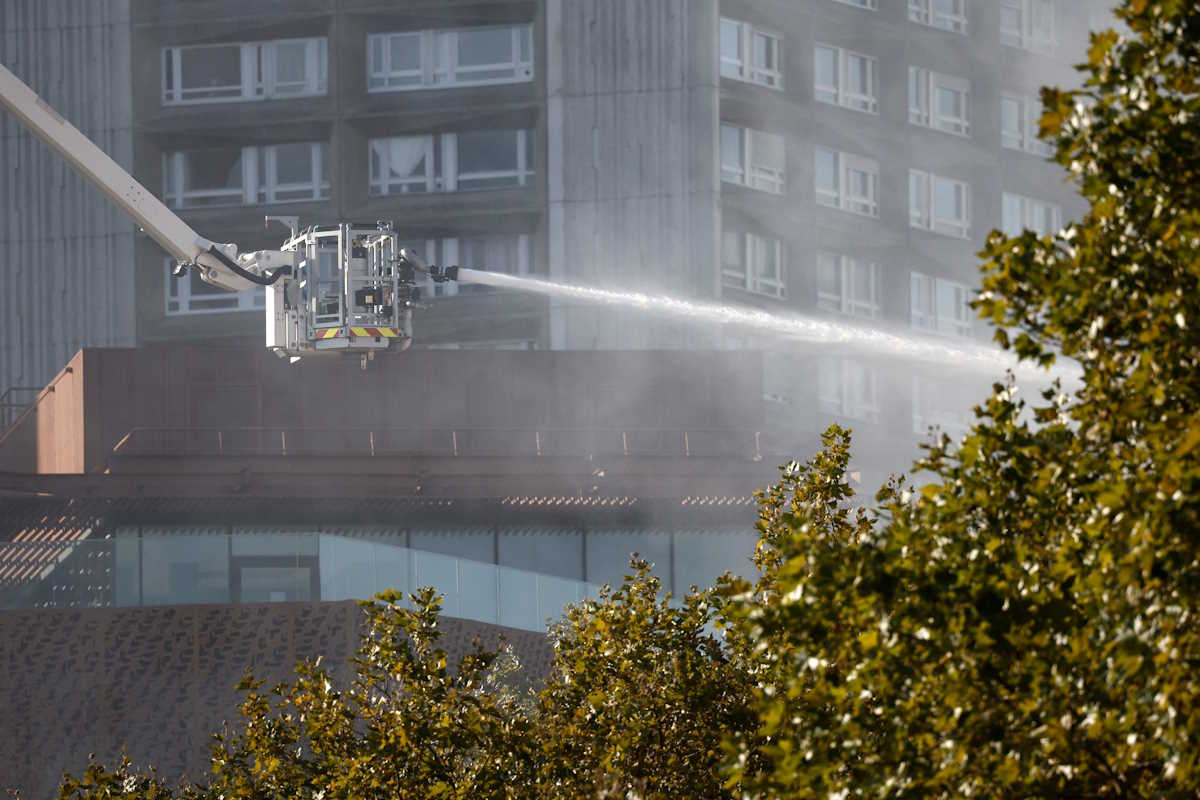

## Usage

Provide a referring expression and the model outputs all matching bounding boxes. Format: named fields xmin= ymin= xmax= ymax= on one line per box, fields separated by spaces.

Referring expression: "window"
xmin=912 ymin=376 xmax=972 ymax=438
xmin=814 ymin=45 xmax=878 ymax=113
xmin=909 ymin=170 xmax=970 ymax=238
xmin=722 ymin=231 xmax=786 ymax=299
xmin=720 ymin=125 xmax=785 ymax=194
xmin=164 ymin=258 xmax=264 ymax=314
xmin=367 ymin=25 xmax=533 ymax=91
xmin=817 ymin=251 xmax=880 ymax=318
xmin=162 ymin=142 xmax=329 ymax=208
xmin=1000 ymin=0 xmax=1055 ymax=53
xmin=162 ymin=38 xmax=326 ymax=105
xmin=832 ymin=0 xmax=878 ymax=9
xmin=405 ymin=234 xmax=532 ymax=297
xmin=1001 ymin=192 xmax=1061 ymax=237
xmin=368 ymin=129 xmax=535 ymax=195
xmin=911 ymin=271 xmax=972 ymax=336
xmin=818 ymin=358 xmax=880 ymax=422
xmin=908 ymin=0 xmax=968 ymax=33
xmin=815 ymin=148 xmax=879 ymax=217
xmin=909 ymin=68 xmax=971 ymax=136
xmin=1001 ymin=93 xmax=1054 ymax=156
xmin=720 ymin=18 xmax=784 ymax=88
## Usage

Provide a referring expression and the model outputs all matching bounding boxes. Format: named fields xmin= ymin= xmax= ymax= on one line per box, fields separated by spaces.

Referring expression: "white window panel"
xmin=164 ymin=258 xmax=263 ymax=315
xmin=720 ymin=125 xmax=785 ymax=194
xmin=1001 ymin=192 xmax=1061 ymax=237
xmin=455 ymin=129 xmax=535 ymax=191
xmin=909 ymin=68 xmax=971 ymax=136
xmin=817 ymin=251 xmax=879 ymax=318
xmin=814 ymin=44 xmax=877 ymax=113
xmin=911 ymin=271 xmax=972 ymax=337
xmin=368 ymin=129 xmax=534 ymax=195
xmin=367 ymin=25 xmax=533 ymax=92
xmin=909 ymin=170 xmax=970 ymax=238
xmin=818 ymin=358 xmax=880 ymax=422
xmin=405 ymin=235 xmax=532 ymax=298
xmin=815 ymin=148 xmax=879 ymax=217
xmin=257 ymin=142 xmax=330 ymax=203
xmin=369 ymin=32 xmax=423 ymax=89
xmin=369 ymin=135 xmax=436 ymax=194
xmin=1001 ymin=93 xmax=1054 ymax=156
xmin=720 ymin=18 xmax=784 ymax=89
xmin=911 ymin=376 xmax=972 ymax=438
xmin=1000 ymin=0 xmax=1055 ymax=54
xmin=832 ymin=0 xmax=878 ymax=9
xmin=162 ymin=38 xmax=327 ymax=105
xmin=908 ymin=0 xmax=968 ymax=33
xmin=163 ymin=143 xmax=328 ymax=208
xmin=722 ymin=231 xmax=786 ymax=299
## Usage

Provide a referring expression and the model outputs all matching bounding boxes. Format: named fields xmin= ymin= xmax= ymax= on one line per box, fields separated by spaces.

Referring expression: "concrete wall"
xmin=0 ymin=0 xmax=137 ymax=394
xmin=0 ymin=345 xmax=766 ymax=474
xmin=546 ymin=0 xmax=722 ymax=350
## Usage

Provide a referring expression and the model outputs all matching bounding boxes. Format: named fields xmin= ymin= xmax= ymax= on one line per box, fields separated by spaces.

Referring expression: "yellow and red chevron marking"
xmin=316 ymin=328 xmax=341 ymax=340
xmin=349 ymin=326 xmax=400 ymax=338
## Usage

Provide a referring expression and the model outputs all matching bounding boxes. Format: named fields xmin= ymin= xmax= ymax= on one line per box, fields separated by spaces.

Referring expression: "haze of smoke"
xmin=456 ymin=269 xmax=1079 ymax=383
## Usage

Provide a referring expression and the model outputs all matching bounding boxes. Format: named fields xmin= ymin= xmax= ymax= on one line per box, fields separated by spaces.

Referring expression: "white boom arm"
xmin=0 ymin=62 xmax=282 ymax=292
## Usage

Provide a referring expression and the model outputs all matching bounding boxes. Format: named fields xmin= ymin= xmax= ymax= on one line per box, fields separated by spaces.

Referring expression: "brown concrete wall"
xmin=0 ymin=345 xmax=766 ymax=474
xmin=0 ymin=351 xmax=88 ymax=474
xmin=0 ymin=602 xmax=552 ymax=798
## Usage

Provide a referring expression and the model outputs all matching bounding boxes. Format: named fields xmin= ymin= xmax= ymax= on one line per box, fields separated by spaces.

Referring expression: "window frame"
xmin=722 ymin=231 xmax=787 ymax=299
xmin=910 ymin=271 xmax=973 ymax=337
xmin=909 ymin=169 xmax=971 ymax=238
xmin=1000 ymin=0 xmax=1056 ymax=54
xmin=814 ymin=44 xmax=878 ymax=114
xmin=832 ymin=0 xmax=878 ymax=10
xmin=719 ymin=17 xmax=784 ymax=89
xmin=1001 ymin=191 xmax=1062 ymax=237
xmin=908 ymin=0 xmax=968 ymax=33
xmin=1001 ymin=92 xmax=1054 ymax=156
xmin=406 ymin=234 xmax=533 ymax=298
xmin=720 ymin=125 xmax=786 ymax=195
xmin=366 ymin=24 xmax=534 ymax=93
xmin=164 ymin=258 xmax=265 ymax=315
xmin=367 ymin=129 xmax=535 ymax=196
xmin=909 ymin=67 xmax=971 ymax=136
xmin=815 ymin=148 xmax=879 ymax=218
xmin=816 ymin=251 xmax=880 ymax=318
xmin=818 ymin=358 xmax=880 ymax=422
xmin=162 ymin=37 xmax=327 ymax=106
xmin=162 ymin=142 xmax=330 ymax=209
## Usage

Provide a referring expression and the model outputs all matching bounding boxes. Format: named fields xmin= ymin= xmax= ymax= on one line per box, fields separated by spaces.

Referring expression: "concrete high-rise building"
xmin=2 ymin=0 xmax=1109 ymax=469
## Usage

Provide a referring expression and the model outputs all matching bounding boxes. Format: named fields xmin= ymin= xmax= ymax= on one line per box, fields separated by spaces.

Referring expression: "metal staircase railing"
xmin=0 ymin=386 xmax=40 ymax=437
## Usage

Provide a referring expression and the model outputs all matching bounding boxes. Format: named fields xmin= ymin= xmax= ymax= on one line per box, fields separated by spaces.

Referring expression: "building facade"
xmin=0 ymin=0 xmax=137 ymax=399
xmin=2 ymin=0 xmax=1109 ymax=462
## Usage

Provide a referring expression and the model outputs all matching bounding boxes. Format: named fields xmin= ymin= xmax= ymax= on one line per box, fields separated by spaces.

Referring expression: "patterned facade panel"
xmin=0 ymin=602 xmax=552 ymax=798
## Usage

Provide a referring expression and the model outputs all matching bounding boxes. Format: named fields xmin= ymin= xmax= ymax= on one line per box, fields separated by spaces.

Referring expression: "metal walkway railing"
xmin=111 ymin=427 xmax=770 ymax=461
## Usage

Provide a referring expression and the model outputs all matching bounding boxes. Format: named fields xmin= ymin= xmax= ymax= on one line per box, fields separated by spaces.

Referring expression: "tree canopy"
xmin=58 ymin=1 xmax=1199 ymax=797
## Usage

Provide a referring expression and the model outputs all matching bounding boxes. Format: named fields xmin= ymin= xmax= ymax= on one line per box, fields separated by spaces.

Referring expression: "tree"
xmin=720 ymin=1 xmax=1200 ymax=795
xmin=531 ymin=561 xmax=758 ymax=798
xmin=59 ymin=574 xmax=753 ymax=800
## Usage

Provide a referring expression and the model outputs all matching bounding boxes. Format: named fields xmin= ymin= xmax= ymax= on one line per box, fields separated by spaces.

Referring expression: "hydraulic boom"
xmin=0 ymin=62 xmax=458 ymax=361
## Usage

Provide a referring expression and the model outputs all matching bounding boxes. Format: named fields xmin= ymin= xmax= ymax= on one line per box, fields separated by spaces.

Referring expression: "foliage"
xmin=532 ymin=561 xmax=757 ymax=798
xmin=721 ymin=1 xmax=1200 ymax=795
xmin=57 ymin=1 xmax=1200 ymax=797
xmin=59 ymin=574 xmax=751 ymax=800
